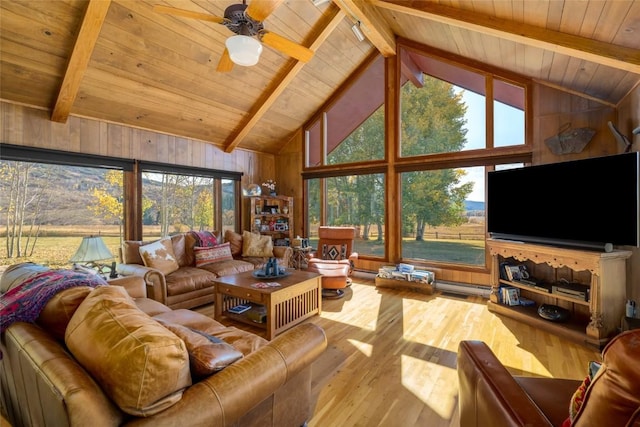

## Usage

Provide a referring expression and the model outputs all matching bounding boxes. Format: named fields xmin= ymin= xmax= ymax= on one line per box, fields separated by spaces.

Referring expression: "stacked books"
xmin=377 ymin=265 xmax=434 ymax=284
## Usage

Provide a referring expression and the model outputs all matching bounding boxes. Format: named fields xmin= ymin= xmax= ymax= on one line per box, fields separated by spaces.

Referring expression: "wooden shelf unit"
xmin=487 ymin=239 xmax=632 ymax=348
xmin=250 ymin=195 xmax=293 ymax=245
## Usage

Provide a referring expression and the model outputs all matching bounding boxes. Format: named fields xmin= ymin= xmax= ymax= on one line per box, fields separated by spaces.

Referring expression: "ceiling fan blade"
xmin=260 ymin=31 xmax=314 ymax=63
xmin=245 ymin=0 xmax=284 ymax=22
xmin=217 ymin=48 xmax=234 ymax=73
xmin=153 ymin=5 xmax=225 ymax=24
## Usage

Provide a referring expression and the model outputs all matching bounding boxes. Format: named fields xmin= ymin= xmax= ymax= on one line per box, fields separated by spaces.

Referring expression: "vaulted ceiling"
xmin=1 ymin=1 xmax=638 ymax=155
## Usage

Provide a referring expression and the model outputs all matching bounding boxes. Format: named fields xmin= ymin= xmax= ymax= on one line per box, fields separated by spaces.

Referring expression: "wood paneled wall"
xmin=0 ymin=101 xmax=277 ymax=233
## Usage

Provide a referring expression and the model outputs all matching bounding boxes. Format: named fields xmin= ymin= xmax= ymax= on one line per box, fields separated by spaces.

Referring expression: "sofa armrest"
xmin=129 ymin=323 xmax=327 ymax=426
xmin=457 ymin=340 xmax=553 ymax=427
xmin=108 ymin=275 xmax=147 ymax=298
xmin=116 ymin=263 xmax=168 ymax=306
xmin=273 ymin=246 xmax=293 ymax=267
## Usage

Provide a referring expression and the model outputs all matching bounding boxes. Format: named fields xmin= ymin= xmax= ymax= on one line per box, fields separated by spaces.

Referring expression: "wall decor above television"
xmin=487 ymin=151 xmax=639 ymax=251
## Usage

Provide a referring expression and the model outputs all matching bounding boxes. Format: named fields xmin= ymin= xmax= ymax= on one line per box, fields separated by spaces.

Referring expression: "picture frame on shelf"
xmin=263 ymin=204 xmax=278 ymax=214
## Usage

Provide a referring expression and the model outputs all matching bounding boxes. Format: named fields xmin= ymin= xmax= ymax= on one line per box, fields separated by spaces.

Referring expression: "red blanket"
xmin=0 ymin=270 xmax=106 ymax=336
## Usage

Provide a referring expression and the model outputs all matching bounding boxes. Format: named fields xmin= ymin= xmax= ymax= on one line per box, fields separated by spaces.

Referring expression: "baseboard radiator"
xmin=435 ymin=281 xmax=491 ymax=298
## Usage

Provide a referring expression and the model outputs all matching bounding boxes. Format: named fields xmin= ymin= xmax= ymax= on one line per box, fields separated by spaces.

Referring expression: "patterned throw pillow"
xmin=194 ymin=243 xmax=233 ymax=267
xmin=322 ymin=244 xmax=347 ymax=260
xmin=191 ymin=231 xmax=218 ymax=247
xmin=139 ymin=238 xmax=179 ymax=275
xmin=567 ymin=360 xmax=602 ymax=424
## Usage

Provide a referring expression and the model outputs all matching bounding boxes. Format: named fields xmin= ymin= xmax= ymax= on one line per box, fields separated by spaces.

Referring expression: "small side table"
xmin=291 ymin=246 xmax=312 ymax=270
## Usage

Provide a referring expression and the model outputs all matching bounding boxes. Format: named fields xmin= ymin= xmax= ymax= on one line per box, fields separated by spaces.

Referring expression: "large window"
xmin=307 ymin=173 xmax=385 ymax=257
xmin=0 ymin=145 xmax=241 ymax=269
xmin=140 ymin=163 xmax=240 ymax=241
xmin=306 ymin=55 xmax=385 ymax=167
xmin=304 ymin=44 xmax=529 ymax=270
xmin=0 ymin=144 xmax=129 ymax=269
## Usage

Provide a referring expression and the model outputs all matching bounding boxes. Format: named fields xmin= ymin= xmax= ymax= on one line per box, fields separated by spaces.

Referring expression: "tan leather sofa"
xmin=457 ymin=329 xmax=640 ymax=427
xmin=118 ymin=230 xmax=292 ymax=310
xmin=0 ymin=264 xmax=326 ymax=427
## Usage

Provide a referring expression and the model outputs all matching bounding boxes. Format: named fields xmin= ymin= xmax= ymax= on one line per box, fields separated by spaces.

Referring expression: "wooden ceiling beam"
xmin=333 ymin=0 xmax=396 ymax=57
xmin=51 ymin=0 xmax=111 ymax=123
xmin=224 ymin=5 xmax=346 ymax=153
xmin=374 ymin=0 xmax=640 ymax=74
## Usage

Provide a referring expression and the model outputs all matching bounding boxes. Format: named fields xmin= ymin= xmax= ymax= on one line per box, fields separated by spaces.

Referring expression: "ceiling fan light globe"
xmin=226 ymin=35 xmax=262 ymax=66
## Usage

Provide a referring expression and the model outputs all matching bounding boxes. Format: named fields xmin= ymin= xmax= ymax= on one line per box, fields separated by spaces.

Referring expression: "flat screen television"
xmin=487 ymin=152 xmax=639 ymax=251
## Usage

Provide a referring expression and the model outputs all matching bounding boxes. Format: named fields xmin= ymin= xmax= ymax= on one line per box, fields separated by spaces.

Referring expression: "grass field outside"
xmin=1 ymin=223 xmax=487 ymax=270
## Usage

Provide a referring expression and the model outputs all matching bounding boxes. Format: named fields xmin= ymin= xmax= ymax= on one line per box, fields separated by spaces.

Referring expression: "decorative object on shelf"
xmin=262 ymin=179 xmax=276 ymax=196
xmin=544 ymin=122 xmax=596 ymax=155
xmin=69 ymin=235 xmax=115 ymax=277
xmin=282 ymin=205 xmax=289 ymax=214
xmin=537 ymin=304 xmax=570 ymax=322
xmin=243 ymin=183 xmax=262 ymax=197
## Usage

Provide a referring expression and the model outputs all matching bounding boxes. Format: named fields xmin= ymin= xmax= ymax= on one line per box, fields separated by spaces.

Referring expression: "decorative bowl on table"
xmin=252 ymin=268 xmax=290 ymax=279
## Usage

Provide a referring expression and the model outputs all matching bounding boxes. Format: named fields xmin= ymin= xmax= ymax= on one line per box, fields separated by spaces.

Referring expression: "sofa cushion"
xmin=65 ymin=286 xmax=191 ymax=417
xmin=158 ymin=321 xmax=243 ymax=379
xmin=36 ymin=286 xmax=93 ymax=340
xmin=197 ymin=259 xmax=255 ymax=277
xmin=164 ymin=266 xmax=217 ymax=296
xmin=194 ymin=243 xmax=233 ymax=267
xmin=225 ymin=229 xmax=243 ymax=257
xmin=170 ymin=233 xmax=189 ymax=267
xmin=121 ymin=239 xmax=152 ymax=265
xmin=242 ymin=231 xmax=274 ymax=258
xmin=210 ymin=326 xmax=269 ymax=356
xmin=139 ymin=238 xmax=180 ymax=275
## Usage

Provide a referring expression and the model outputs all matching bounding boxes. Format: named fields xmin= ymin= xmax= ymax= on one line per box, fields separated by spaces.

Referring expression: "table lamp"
xmin=69 ymin=235 xmax=115 ymax=277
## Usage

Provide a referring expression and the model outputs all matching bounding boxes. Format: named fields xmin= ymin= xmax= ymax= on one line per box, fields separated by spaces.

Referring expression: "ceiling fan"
xmin=154 ymin=0 xmax=314 ymax=72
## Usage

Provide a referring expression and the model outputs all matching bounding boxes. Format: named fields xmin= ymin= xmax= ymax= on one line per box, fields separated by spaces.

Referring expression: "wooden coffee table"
xmin=213 ymin=269 xmax=321 ymax=340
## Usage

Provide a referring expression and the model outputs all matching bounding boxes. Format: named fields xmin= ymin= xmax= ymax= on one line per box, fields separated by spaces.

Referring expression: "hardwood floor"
xmin=198 ymin=272 xmax=601 ymax=427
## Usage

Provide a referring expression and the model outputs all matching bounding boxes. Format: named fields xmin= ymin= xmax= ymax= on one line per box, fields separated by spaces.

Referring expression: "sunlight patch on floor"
xmin=401 ymin=354 xmax=457 ymax=420
xmin=347 ymin=339 xmax=373 ymax=357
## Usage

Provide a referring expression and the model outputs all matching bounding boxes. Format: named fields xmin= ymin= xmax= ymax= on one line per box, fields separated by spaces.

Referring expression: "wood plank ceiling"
xmin=1 ymin=1 xmax=638 ymax=155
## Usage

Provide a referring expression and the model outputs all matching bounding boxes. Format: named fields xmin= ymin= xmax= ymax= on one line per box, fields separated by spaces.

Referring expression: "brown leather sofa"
xmin=457 ymin=329 xmax=640 ymax=427
xmin=1 ymin=263 xmax=326 ymax=427
xmin=117 ymin=230 xmax=292 ymax=310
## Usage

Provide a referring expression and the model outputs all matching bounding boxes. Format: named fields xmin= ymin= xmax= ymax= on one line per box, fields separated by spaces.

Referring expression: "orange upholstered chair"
xmin=306 ymin=226 xmax=358 ymax=298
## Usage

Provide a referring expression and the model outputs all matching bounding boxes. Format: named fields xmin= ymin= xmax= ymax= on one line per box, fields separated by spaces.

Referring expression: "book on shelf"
xmin=228 ymin=304 xmax=251 ymax=314
xmin=501 ymin=286 xmax=521 ymax=306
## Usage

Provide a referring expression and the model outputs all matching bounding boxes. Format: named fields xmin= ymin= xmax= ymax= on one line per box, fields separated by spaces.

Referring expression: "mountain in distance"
xmin=465 ymin=200 xmax=485 ymax=212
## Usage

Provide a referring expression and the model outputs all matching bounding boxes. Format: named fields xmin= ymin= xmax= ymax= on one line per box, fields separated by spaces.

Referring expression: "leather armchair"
xmin=306 ymin=226 xmax=358 ymax=298
xmin=457 ymin=329 xmax=640 ymax=427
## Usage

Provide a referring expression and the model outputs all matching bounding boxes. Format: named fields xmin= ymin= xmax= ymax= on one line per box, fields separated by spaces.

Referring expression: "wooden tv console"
xmin=487 ymin=239 xmax=632 ymax=348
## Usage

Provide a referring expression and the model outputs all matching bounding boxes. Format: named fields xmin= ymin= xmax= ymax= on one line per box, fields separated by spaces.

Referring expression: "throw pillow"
xmin=157 ymin=321 xmax=243 ymax=379
xmin=194 ymin=243 xmax=233 ymax=267
xmin=322 ymin=244 xmax=347 ymax=260
xmin=65 ymin=286 xmax=191 ymax=416
xmin=139 ymin=238 xmax=179 ymax=275
xmin=570 ymin=329 xmax=640 ymax=426
xmin=568 ymin=361 xmax=602 ymax=422
xmin=242 ymin=231 xmax=274 ymax=258
xmin=190 ymin=230 xmax=218 ymax=248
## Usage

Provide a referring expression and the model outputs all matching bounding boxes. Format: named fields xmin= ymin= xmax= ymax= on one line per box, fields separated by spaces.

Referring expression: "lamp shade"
xmin=225 ymin=35 xmax=263 ymax=66
xmin=69 ymin=236 xmax=114 ymax=263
